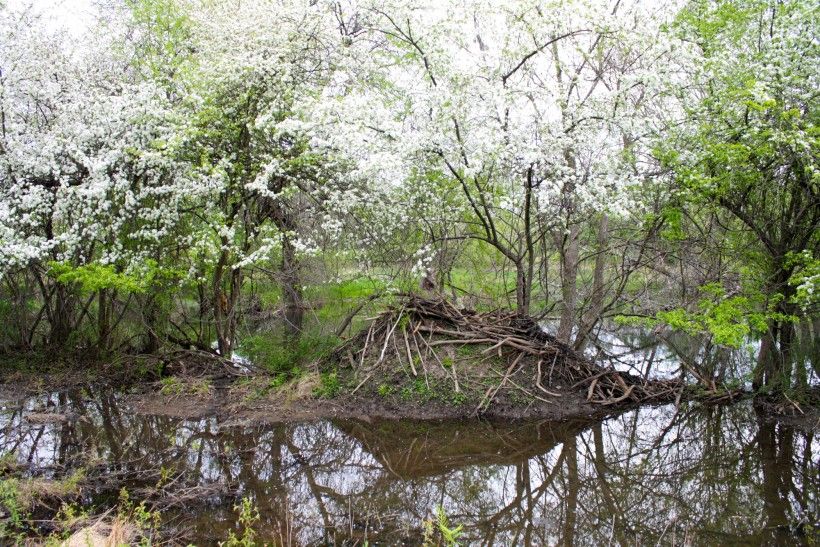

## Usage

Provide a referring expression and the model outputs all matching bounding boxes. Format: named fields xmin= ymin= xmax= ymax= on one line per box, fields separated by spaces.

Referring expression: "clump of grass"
xmin=0 ymin=468 xmax=87 ymax=541
xmin=160 ymin=376 xmax=184 ymax=395
xmin=400 ymin=378 xmax=433 ymax=401
xmin=449 ymin=391 xmax=468 ymax=406
xmin=456 ymin=344 xmax=481 ymax=357
xmin=159 ymin=376 xmax=212 ymax=397
xmin=189 ymin=378 xmax=213 ymax=396
xmin=314 ymin=371 xmax=340 ymax=398
xmin=117 ymin=487 xmax=161 ymax=546
xmin=0 ymin=477 xmax=26 ymax=540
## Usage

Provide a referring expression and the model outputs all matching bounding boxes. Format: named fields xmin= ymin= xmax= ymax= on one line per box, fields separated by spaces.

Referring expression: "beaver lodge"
xmin=326 ymin=295 xmax=683 ymax=420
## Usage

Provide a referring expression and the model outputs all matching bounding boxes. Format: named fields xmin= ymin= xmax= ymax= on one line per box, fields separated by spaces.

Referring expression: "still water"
xmin=0 ymin=384 xmax=816 ymax=545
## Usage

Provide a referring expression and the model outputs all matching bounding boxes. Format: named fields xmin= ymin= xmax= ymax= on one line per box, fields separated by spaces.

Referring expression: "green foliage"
xmin=659 ymin=206 xmax=687 ymax=242
xmin=189 ymin=378 xmax=213 ymax=396
xmin=48 ymin=261 xmax=147 ymax=294
xmin=54 ymin=502 xmax=90 ymax=539
xmin=156 ymin=466 xmax=173 ymax=489
xmin=268 ymin=372 xmax=290 ymax=390
xmin=58 ymin=468 xmax=86 ymax=495
xmin=0 ymin=477 xmax=25 ymax=534
xmin=126 ymin=0 xmax=194 ymax=85
xmin=314 ymin=371 xmax=340 ymax=398
xmin=423 ymin=505 xmax=464 ymax=547
xmin=160 ymin=376 xmax=211 ymax=396
xmin=160 ymin=376 xmax=184 ymax=395
xmin=455 ymin=345 xmax=480 ymax=357
xmin=449 ymin=391 xmax=467 ymax=406
xmin=400 ymin=378 xmax=432 ymax=401
xmin=221 ymin=497 xmax=260 ymax=547
xmin=436 ymin=506 xmax=464 ymax=546
xmin=240 ymin=333 xmax=339 ymax=376
xmin=377 ymin=383 xmax=393 ymax=397
xmin=118 ymin=487 xmax=162 ymax=547
xmin=787 ymin=250 xmax=820 ymax=310
xmin=655 ymin=283 xmax=776 ymax=347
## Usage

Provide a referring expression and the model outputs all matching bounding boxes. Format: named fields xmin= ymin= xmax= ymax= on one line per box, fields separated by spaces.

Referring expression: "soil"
xmin=0 ymin=358 xmax=658 ymax=424
xmin=0 ymin=296 xmax=684 ymax=424
xmin=0 ymin=292 xmax=815 ymax=427
xmin=127 ymin=379 xmax=615 ymax=424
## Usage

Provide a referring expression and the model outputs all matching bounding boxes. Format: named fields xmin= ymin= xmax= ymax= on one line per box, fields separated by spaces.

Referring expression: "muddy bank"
xmin=0 ymin=296 xmax=687 ymax=424
xmin=753 ymin=387 xmax=820 ymax=432
xmin=0 ymin=362 xmax=634 ymax=424
xmin=0 ymin=295 xmax=812 ymax=427
xmin=4 ymin=363 xmax=815 ymax=432
xmin=127 ymin=376 xmax=622 ymax=424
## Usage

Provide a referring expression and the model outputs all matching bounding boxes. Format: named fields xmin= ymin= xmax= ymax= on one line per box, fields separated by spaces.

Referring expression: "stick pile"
xmin=333 ymin=295 xmax=681 ymax=413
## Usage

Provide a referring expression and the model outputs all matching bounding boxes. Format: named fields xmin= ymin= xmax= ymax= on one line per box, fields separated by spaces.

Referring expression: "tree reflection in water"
xmin=0 ymin=387 xmax=816 ymax=545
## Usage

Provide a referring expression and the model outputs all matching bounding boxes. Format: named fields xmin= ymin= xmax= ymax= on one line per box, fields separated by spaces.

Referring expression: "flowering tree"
xmin=660 ymin=0 xmax=819 ymax=391
xmin=0 ymin=0 xmax=815 ymax=396
xmin=167 ymin=0 xmax=387 ymax=353
xmin=0 ymin=4 xmax=196 ymax=352
xmin=321 ymin=0 xmax=677 ymax=342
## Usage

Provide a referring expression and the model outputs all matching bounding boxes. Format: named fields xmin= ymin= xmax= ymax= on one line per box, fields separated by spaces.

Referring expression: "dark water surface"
xmin=0 ymin=384 xmax=817 ymax=546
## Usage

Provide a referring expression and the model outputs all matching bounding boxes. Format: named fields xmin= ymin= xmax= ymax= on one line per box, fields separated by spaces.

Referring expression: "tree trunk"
xmin=97 ymin=288 xmax=110 ymax=355
xmin=517 ymin=167 xmax=536 ymax=316
xmin=574 ymin=213 xmax=609 ymax=350
xmin=213 ymin=249 xmax=231 ymax=356
xmin=51 ymin=283 xmax=73 ymax=348
xmin=557 ymin=222 xmax=580 ymax=344
xmin=515 ymin=261 xmax=532 ymax=316
xmin=755 ymin=266 xmax=798 ymax=393
xmin=560 ymin=434 xmax=579 ymax=546
xmin=141 ymin=293 xmax=162 ymax=354
xmin=281 ymin=233 xmax=303 ymax=342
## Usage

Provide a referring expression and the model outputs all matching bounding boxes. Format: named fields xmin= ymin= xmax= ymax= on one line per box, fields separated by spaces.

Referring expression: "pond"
xmin=0 ymin=383 xmax=816 ymax=545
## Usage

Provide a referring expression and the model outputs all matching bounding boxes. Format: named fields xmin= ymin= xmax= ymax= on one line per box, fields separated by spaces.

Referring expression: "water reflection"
xmin=586 ymin=324 xmax=762 ymax=383
xmin=586 ymin=321 xmax=819 ymax=389
xmin=0 ymin=387 xmax=816 ymax=545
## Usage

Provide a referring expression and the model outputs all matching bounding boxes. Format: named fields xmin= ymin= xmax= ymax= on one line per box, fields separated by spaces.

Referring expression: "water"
xmin=0 ymin=384 xmax=816 ymax=545
xmin=581 ymin=324 xmax=763 ymax=382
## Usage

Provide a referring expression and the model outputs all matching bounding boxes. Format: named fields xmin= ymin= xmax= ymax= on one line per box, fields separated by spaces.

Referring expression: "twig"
xmin=401 ymin=326 xmax=417 ymax=377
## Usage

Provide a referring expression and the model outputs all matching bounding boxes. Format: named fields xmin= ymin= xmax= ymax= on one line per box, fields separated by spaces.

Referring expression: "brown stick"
xmin=586 ymin=378 xmax=598 ymax=402
xmin=358 ymin=322 xmax=375 ymax=370
xmin=376 ymin=308 xmax=405 ymax=365
xmin=536 ymin=359 xmax=561 ymax=397
xmin=592 ymin=385 xmax=635 ymax=405
xmin=401 ymin=326 xmax=417 ymax=377
xmin=473 ymin=353 xmax=524 ymax=416
xmin=428 ymin=338 xmax=496 ymax=347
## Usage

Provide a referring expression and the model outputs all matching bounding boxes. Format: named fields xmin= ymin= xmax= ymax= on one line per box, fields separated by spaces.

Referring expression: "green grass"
xmin=314 ymin=370 xmax=340 ymax=398
xmin=240 ymin=332 xmax=339 ymax=376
